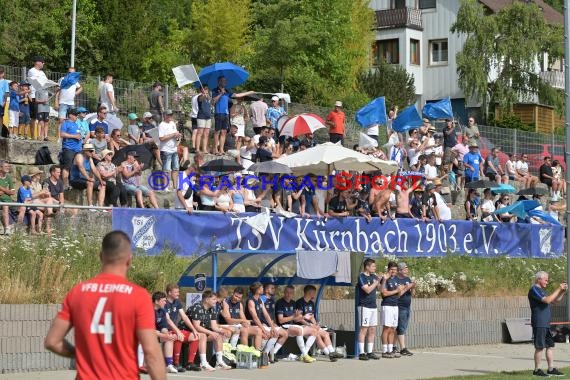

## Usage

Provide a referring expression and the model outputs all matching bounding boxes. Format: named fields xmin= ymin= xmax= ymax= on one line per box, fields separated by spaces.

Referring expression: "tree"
xmin=451 ymin=0 xmax=564 ymax=118
xmin=186 ymin=0 xmax=252 ymax=68
xmin=357 ymin=63 xmax=416 ymax=111
xmin=247 ymin=0 xmax=375 ymax=106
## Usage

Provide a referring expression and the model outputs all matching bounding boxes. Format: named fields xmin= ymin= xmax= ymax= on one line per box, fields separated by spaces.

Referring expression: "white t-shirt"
xmin=434 ymin=192 xmax=451 ymax=220
xmin=366 ymin=124 xmax=379 ymax=136
xmin=27 ymin=67 xmax=47 ymax=98
xmin=191 ymin=94 xmax=199 ymax=118
xmin=58 ymin=78 xmax=81 ymax=105
xmin=506 ymin=160 xmax=516 ymax=176
xmin=515 ymin=160 xmax=529 ymax=175
xmin=158 ymin=120 xmax=178 ymax=153
xmin=424 ymin=164 xmax=438 ymax=182
xmin=175 ymin=175 xmax=194 ymax=209
xmin=99 ymin=82 xmax=114 ymax=109
xmin=433 ymin=145 xmax=443 ymax=166
xmin=481 ymin=199 xmax=496 ymax=214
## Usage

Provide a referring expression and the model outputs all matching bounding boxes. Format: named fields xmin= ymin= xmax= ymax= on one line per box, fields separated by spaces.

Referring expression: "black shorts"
xmin=329 ymin=133 xmax=343 ymax=144
xmin=59 ymin=149 xmax=78 ymax=171
xmin=30 ymin=99 xmax=38 ymax=119
xmin=191 ymin=117 xmax=198 ymax=130
xmin=70 ymin=178 xmax=101 ymax=190
xmin=542 ymin=179 xmax=553 ymax=188
xmin=36 ymin=112 xmax=49 ymax=122
xmin=486 ymin=173 xmax=498 ymax=181
xmin=214 ymin=114 xmax=230 ymax=132
xmin=395 ymin=212 xmax=411 ymax=218
xmin=533 ymin=327 xmax=555 ymax=350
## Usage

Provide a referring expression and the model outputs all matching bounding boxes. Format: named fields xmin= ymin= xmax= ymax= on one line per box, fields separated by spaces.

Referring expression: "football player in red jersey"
xmin=44 ymin=231 xmax=166 ymax=380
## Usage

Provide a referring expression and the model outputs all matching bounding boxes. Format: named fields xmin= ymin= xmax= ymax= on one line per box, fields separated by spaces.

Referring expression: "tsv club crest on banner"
xmin=539 ymin=228 xmax=552 ymax=256
xmin=195 ymin=273 xmax=206 ymax=291
xmin=132 ymin=215 xmax=157 ymax=251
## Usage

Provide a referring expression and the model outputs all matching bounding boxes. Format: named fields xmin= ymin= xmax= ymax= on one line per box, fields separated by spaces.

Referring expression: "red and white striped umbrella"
xmin=278 ymin=113 xmax=326 ymax=137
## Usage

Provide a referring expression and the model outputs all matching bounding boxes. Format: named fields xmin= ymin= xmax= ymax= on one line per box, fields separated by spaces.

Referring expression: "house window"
xmin=391 ymin=0 xmax=406 ymax=9
xmin=429 ymin=39 xmax=448 ymax=65
xmin=419 ymin=0 xmax=436 ymax=9
xmin=375 ymin=39 xmax=400 ymax=65
xmin=410 ymin=39 xmax=420 ymax=65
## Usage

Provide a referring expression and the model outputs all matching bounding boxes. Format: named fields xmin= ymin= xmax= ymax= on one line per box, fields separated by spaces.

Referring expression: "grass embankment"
xmin=0 ymin=232 xmax=566 ymax=303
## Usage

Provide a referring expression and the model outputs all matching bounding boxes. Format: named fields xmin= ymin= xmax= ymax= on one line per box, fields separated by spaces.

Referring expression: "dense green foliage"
xmin=357 ymin=62 xmax=416 ymax=112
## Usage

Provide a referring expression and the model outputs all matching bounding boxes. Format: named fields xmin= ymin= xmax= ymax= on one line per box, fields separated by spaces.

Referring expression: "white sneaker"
xmin=216 ymin=362 xmax=231 ymax=370
xmin=166 ymin=364 xmax=178 ymax=373
xmin=200 ymin=363 xmax=216 ymax=371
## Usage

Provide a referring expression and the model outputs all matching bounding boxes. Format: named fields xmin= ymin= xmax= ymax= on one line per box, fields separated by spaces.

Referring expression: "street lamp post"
xmin=70 ymin=0 xmax=77 ymax=67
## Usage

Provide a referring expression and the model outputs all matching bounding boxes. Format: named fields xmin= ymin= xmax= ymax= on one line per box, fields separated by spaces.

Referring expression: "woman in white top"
xmin=505 ymin=153 xmax=517 ymax=181
xmin=552 ymin=160 xmax=566 ymax=197
xmin=214 ymin=186 xmax=234 ymax=212
xmin=480 ymin=188 xmax=497 ymax=221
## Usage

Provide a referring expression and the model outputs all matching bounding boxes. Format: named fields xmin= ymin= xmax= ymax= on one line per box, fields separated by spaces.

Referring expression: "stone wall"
xmin=2 ymin=297 xmax=564 ymax=373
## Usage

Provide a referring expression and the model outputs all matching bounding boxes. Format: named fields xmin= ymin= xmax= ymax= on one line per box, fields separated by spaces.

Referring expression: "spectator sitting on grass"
xmin=17 ymin=175 xmax=43 ymax=234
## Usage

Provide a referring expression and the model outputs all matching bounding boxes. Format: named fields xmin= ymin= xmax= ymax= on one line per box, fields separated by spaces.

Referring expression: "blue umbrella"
xmin=490 ymin=184 xmax=516 ymax=194
xmin=198 ymin=62 xmax=249 ymax=89
xmin=355 ymin=97 xmax=387 ymax=127
xmin=494 ymin=200 xmax=540 ymax=219
xmin=59 ymin=72 xmax=81 ymax=90
xmin=422 ymin=98 xmax=453 ymax=120
xmin=391 ymin=105 xmax=423 ymax=133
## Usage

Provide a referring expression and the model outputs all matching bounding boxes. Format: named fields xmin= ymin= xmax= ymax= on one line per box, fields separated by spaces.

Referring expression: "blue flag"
xmin=391 ymin=105 xmax=423 ymax=132
xmin=422 ymin=98 xmax=453 ymax=120
xmin=355 ymin=97 xmax=387 ymax=128
xmin=59 ymin=72 xmax=81 ymax=90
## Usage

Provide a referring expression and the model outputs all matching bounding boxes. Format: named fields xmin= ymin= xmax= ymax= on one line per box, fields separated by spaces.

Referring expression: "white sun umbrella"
xmin=275 ymin=142 xmax=398 ymax=176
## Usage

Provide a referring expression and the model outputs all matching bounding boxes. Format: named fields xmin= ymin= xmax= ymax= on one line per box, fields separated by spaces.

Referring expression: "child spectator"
xmin=17 ymin=175 xmax=43 ymax=234
xmin=18 ymin=83 xmax=32 ymax=139
xmin=8 ymin=81 xmax=20 ymax=139
xmin=35 ymin=87 xmax=50 ymax=141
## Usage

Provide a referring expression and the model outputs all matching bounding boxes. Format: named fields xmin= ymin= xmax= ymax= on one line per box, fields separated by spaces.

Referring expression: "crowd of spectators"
xmin=0 ymin=58 xmax=566 ymax=235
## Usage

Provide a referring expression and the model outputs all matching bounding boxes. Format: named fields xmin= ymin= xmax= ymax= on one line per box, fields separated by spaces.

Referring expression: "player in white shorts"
xmin=357 ymin=258 xmax=382 ymax=360
xmin=219 ymin=287 xmax=262 ymax=349
xmin=276 ymin=285 xmax=318 ymax=363
xmin=381 ymin=262 xmax=405 ymax=358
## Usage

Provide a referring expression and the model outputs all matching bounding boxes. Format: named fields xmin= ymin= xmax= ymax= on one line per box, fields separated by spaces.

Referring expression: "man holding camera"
xmin=528 ymin=271 xmax=567 ymax=377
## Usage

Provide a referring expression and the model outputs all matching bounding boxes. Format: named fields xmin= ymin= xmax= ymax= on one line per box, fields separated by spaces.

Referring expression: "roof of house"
xmin=478 ymin=0 xmax=563 ymax=25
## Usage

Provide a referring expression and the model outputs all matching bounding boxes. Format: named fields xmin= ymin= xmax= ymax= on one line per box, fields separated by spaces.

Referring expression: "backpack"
xmin=35 ymin=146 xmax=55 ymax=165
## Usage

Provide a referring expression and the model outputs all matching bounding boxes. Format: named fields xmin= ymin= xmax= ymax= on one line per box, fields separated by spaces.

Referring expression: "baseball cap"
xmin=67 ymin=108 xmax=79 ymax=116
xmin=21 ymin=175 xmax=32 ymax=183
xmin=335 ymin=101 xmax=343 ymax=107
xmin=271 ymin=95 xmax=279 ymax=102
xmin=426 ymin=183 xmax=436 ymax=191
xmin=469 ymin=142 xmax=479 ymax=148
xmin=76 ymin=106 xmax=88 ymax=113
xmin=143 ymin=111 xmax=153 ymax=119
xmin=128 ymin=113 xmax=138 ymax=120
xmin=164 ymin=109 xmax=174 ymax=116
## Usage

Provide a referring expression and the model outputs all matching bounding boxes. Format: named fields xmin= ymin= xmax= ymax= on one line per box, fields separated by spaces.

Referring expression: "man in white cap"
xmin=266 ymin=95 xmax=285 ymax=136
xmin=326 ymin=101 xmax=345 ymax=144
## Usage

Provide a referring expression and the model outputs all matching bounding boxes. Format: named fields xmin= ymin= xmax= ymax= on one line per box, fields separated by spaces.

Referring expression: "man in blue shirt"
xmin=381 ymin=262 xmax=404 ymax=358
xmin=357 ymin=258 xmax=381 ymax=360
xmin=211 ymin=76 xmax=254 ymax=155
xmin=395 ymin=262 xmax=416 ymax=356
xmin=463 ymin=143 xmax=484 ymax=184
xmin=528 ymin=271 xmax=567 ymax=377
xmin=59 ymin=109 xmax=83 ymax=188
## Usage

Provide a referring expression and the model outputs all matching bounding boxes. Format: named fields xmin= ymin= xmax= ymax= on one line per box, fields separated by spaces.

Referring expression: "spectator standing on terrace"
xmin=159 ymin=110 xmax=182 ymax=192
xmin=44 ymin=231 xmax=166 ymax=380
xmin=266 ymin=96 xmax=285 ymax=136
xmin=55 ymin=67 xmax=82 ymax=141
xmin=381 ymin=262 xmax=404 ymax=358
xmin=528 ymin=271 xmax=567 ymax=377
xmin=7 ymin=81 xmax=20 ymax=139
xmin=443 ymin=118 xmax=457 ymax=157
xmin=99 ymin=74 xmax=117 ymax=114
xmin=250 ymin=95 xmax=268 ymax=135
xmin=195 ymin=85 xmax=211 ymax=154
xmin=463 ymin=143 xmax=484 ymax=184
xmin=35 ymin=86 xmax=50 ymax=141
xmin=464 ymin=117 xmax=480 ymax=147
xmin=230 ymin=97 xmax=248 ymax=151
xmin=326 ymin=101 xmax=345 ymax=144
xmin=17 ymin=82 xmax=32 ymax=139
xmin=422 ymin=183 xmax=441 ymax=222
xmin=357 ymin=258 xmax=382 ymax=361
xmin=60 ymin=109 xmax=83 ymax=189
xmin=148 ymin=82 xmax=164 ymax=123
xmin=211 ymin=76 xmax=254 ymax=155
xmin=0 ymin=68 xmax=9 ymax=119
xmin=409 ymin=187 xmax=424 ymax=220
xmin=27 ymin=56 xmax=47 ymax=134
xmin=395 ymin=262 xmax=415 ymax=356
xmin=328 ymin=189 xmax=356 ymax=217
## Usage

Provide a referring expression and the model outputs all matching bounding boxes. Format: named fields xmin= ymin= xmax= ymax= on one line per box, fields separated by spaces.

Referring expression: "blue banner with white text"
xmin=111 ymin=209 xmax=564 ymax=258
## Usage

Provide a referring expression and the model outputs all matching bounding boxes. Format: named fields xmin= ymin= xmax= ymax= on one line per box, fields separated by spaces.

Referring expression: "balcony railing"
xmin=375 ymin=8 xmax=423 ymax=30
xmin=539 ymin=70 xmax=564 ymax=90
